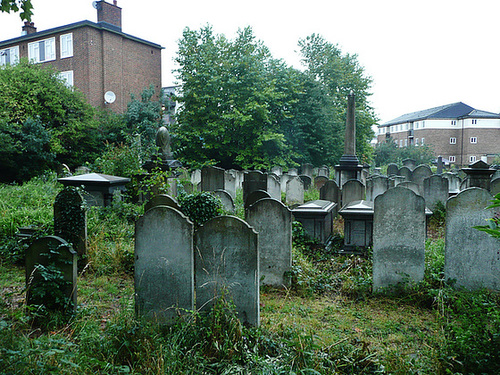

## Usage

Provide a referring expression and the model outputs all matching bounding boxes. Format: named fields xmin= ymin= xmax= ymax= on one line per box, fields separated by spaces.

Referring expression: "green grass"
xmin=1 ymin=177 xmax=500 ymax=374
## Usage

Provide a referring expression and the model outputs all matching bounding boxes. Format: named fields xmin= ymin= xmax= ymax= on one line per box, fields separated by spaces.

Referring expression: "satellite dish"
xmin=104 ymin=91 xmax=116 ymax=104
xmin=92 ymin=1 xmax=100 ymax=9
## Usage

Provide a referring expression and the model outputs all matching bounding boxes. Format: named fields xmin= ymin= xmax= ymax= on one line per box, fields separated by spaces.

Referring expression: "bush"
xmin=177 ymin=192 xmax=223 ymax=227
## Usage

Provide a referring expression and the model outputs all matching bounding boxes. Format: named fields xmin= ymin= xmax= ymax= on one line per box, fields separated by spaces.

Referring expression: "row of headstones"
xmin=135 ymin=195 xmax=292 ymax=326
xmin=373 ymin=187 xmax=500 ymax=291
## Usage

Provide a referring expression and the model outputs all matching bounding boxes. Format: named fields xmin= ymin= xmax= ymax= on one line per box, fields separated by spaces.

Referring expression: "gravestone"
xmin=388 ymin=175 xmax=406 ymax=188
xmin=224 ymin=170 xmax=237 ymax=200
xmin=398 ymin=181 xmax=421 ymax=196
xmin=314 ymin=176 xmax=328 ymax=190
xmin=423 ymin=175 xmax=449 ymax=211
xmin=288 ymin=168 xmax=298 ymax=176
xmin=436 ymin=156 xmax=444 ymax=175
xmin=195 ymin=216 xmax=259 ymax=326
xmin=267 ymin=174 xmax=282 ymax=201
xmin=243 ymin=171 xmax=268 ymax=205
xmin=135 ymin=206 xmax=194 ymax=324
xmin=462 ymin=160 xmax=496 ymax=191
xmin=320 ymin=180 xmax=340 ymax=204
xmin=341 ymin=179 xmax=365 ymax=207
xmin=317 ymin=166 xmax=329 ymax=178
xmin=445 ymin=188 xmax=500 ymax=290
xmin=54 ymin=187 xmax=87 ymax=257
xmin=201 ymin=166 xmax=225 ymax=192
xmin=299 ymin=175 xmax=312 ymax=190
xmin=492 ymin=169 xmax=500 ymax=181
xmin=271 ymin=166 xmax=282 ymax=176
xmin=286 ymin=176 xmax=304 ymax=206
xmin=372 ymin=187 xmax=426 ymax=290
xmin=491 ymin=178 xmax=500 ymax=196
xmin=387 ymin=163 xmax=399 ymax=176
xmin=26 ymin=236 xmax=77 ymax=312
xmin=245 ymin=190 xmax=271 ymax=209
xmin=442 ymin=172 xmax=461 ymax=195
xmin=398 ymin=166 xmax=413 ymax=181
xmin=213 ymin=189 xmax=235 ymax=213
xmin=246 ymin=198 xmax=292 ymax=287
xmin=411 ymin=165 xmax=433 ymax=194
xmin=144 ymin=194 xmax=181 ymax=213
xmin=366 ymin=176 xmax=389 ymax=202
xmin=280 ymin=173 xmax=293 ymax=193
xmin=191 ymin=169 xmax=201 ymax=186
xmin=301 ymin=163 xmax=314 ymax=178
xmin=402 ymin=158 xmax=416 ymax=170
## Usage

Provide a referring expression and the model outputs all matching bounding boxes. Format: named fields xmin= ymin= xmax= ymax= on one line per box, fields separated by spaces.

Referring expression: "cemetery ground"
xmin=1 ymin=175 xmax=500 ymax=374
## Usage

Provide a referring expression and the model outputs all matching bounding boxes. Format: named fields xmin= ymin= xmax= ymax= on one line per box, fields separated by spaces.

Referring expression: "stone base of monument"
xmin=292 ymin=200 xmax=337 ymax=244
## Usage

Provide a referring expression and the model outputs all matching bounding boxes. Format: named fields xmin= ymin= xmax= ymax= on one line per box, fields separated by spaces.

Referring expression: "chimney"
xmin=97 ymin=0 xmax=122 ymax=30
xmin=22 ymin=21 xmax=37 ymax=35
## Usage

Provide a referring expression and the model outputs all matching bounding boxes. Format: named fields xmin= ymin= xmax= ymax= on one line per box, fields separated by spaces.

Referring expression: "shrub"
xmin=177 ymin=192 xmax=223 ymax=227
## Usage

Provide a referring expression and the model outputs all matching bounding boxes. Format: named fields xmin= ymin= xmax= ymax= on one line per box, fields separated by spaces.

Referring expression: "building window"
xmin=469 ymin=155 xmax=477 ymax=163
xmin=60 ymin=33 xmax=73 ymax=58
xmin=450 ymin=137 xmax=457 ymax=144
xmin=28 ymin=37 xmax=56 ymax=63
xmin=451 ymin=120 xmax=457 ymax=125
xmin=0 ymin=46 xmax=19 ymax=66
xmin=415 ymin=138 xmax=419 ymax=146
xmin=470 ymin=137 xmax=477 ymax=144
xmin=58 ymin=70 xmax=74 ymax=87
xmin=400 ymin=140 xmax=403 ymax=147
xmin=471 ymin=119 xmax=477 ymax=125
xmin=421 ymin=138 xmax=425 ymax=145
xmin=449 ymin=156 xmax=456 ymax=163
xmin=404 ymin=139 xmax=408 ymax=147
xmin=422 ymin=121 xmax=425 ymax=128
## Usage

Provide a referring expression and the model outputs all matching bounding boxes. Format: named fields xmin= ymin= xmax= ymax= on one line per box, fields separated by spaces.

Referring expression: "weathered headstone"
xmin=320 ymin=180 xmax=340 ymax=204
xmin=243 ymin=171 xmax=267 ymax=205
xmin=135 ymin=206 xmax=194 ymax=324
xmin=54 ymin=187 xmax=87 ymax=257
xmin=288 ymin=168 xmax=298 ymax=176
xmin=317 ymin=166 xmax=329 ymax=178
xmin=26 ymin=236 xmax=77 ymax=312
xmin=492 ymin=169 xmax=500 ymax=181
xmin=388 ymin=175 xmax=406 ymax=188
xmin=286 ymin=176 xmax=304 ymax=206
xmin=398 ymin=181 xmax=421 ymax=196
xmin=270 ymin=166 xmax=282 ymax=176
xmin=366 ymin=175 xmax=389 ymax=202
xmin=436 ymin=156 xmax=444 ymax=175
xmin=246 ymin=198 xmax=292 ymax=287
xmin=373 ymin=187 xmax=426 ymax=290
xmin=491 ymin=177 xmax=500 ymax=196
xmin=144 ymin=194 xmax=181 ymax=213
xmin=341 ymin=179 xmax=365 ymax=207
xmin=411 ymin=165 xmax=433 ymax=194
xmin=445 ymin=188 xmax=500 ymax=290
xmin=201 ymin=166 xmax=225 ymax=192
xmin=423 ymin=175 xmax=449 ymax=211
xmin=461 ymin=160 xmax=496 ymax=191
xmin=280 ymin=173 xmax=293 ymax=193
xmin=301 ymin=163 xmax=314 ymax=178
xmin=177 ymin=180 xmax=194 ymax=195
xmin=195 ymin=216 xmax=259 ymax=326
xmin=245 ymin=190 xmax=271 ymax=209
xmin=267 ymin=174 xmax=282 ymax=201
xmin=314 ymin=176 xmax=328 ymax=190
xmin=443 ymin=172 xmax=461 ymax=195
xmin=299 ymin=175 xmax=312 ymax=191
xmin=402 ymin=158 xmax=416 ymax=170
xmin=398 ymin=166 xmax=413 ymax=181
xmin=191 ymin=169 xmax=201 ymax=186
xmin=213 ymin=189 xmax=235 ymax=213
xmin=387 ymin=163 xmax=399 ymax=176
xmin=224 ymin=170 xmax=237 ymax=200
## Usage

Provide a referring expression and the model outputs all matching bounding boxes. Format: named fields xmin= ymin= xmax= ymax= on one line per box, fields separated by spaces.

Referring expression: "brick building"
xmin=0 ymin=0 xmax=162 ymax=113
xmin=376 ymin=102 xmax=500 ymax=166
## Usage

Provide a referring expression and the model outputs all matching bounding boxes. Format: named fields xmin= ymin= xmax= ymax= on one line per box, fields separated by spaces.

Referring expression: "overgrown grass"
xmin=1 ymin=177 xmax=500 ymax=374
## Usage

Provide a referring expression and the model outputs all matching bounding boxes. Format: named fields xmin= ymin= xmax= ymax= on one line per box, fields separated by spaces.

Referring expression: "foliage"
xmin=92 ymin=140 xmax=142 ymax=178
xmin=474 ymin=192 xmax=500 ymax=238
xmin=53 ymin=187 xmax=86 ymax=255
xmin=177 ymin=191 xmax=223 ymax=227
xmin=373 ymin=137 xmax=435 ymax=167
xmin=0 ymin=0 xmax=32 ymax=21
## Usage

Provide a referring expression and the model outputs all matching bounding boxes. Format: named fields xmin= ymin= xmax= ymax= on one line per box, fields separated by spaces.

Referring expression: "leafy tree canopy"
xmin=373 ymin=137 xmax=435 ymax=167
xmin=1 ymin=0 xmax=33 ymax=21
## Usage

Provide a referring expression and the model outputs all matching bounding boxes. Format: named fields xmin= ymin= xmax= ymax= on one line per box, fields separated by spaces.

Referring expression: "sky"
xmin=1 ymin=0 xmax=500 ymax=124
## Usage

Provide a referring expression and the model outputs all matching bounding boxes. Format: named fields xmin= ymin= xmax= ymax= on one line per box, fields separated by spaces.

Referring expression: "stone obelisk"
xmin=335 ymin=91 xmax=363 ymax=187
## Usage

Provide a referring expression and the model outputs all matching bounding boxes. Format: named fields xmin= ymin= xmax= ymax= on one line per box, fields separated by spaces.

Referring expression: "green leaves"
xmin=0 ymin=0 xmax=33 ymax=21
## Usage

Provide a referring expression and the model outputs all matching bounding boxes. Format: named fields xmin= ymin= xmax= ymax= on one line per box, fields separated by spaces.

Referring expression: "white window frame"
xmin=415 ymin=138 xmax=419 ymax=146
xmin=0 ymin=46 xmax=19 ymax=66
xmin=449 ymin=156 xmax=456 ymax=163
xmin=28 ymin=37 xmax=56 ymax=63
xmin=421 ymin=138 xmax=425 ymax=145
xmin=60 ymin=33 xmax=73 ymax=59
xmin=470 ymin=137 xmax=477 ymax=144
xmin=58 ymin=70 xmax=74 ymax=87
xmin=472 ymin=119 xmax=477 ymax=125
xmin=450 ymin=137 xmax=457 ymax=145
xmin=404 ymin=139 xmax=408 ymax=147
xmin=451 ymin=120 xmax=457 ymax=125
xmin=400 ymin=139 xmax=403 ymax=147
xmin=469 ymin=155 xmax=477 ymax=163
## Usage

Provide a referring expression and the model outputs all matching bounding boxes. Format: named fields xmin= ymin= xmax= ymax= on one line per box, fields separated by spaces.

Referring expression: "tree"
xmin=1 ymin=0 xmax=33 ymax=21
xmin=298 ymin=34 xmax=376 ymax=164
xmin=173 ymin=25 xmax=296 ymax=170
xmin=373 ymin=137 xmax=435 ymax=167
xmin=0 ymin=59 xmax=96 ymax=181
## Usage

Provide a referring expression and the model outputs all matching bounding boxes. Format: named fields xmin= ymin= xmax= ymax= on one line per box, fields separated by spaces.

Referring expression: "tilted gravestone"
xmin=286 ymin=176 xmax=304 ymax=206
xmin=366 ymin=175 xmax=389 ymax=202
xmin=423 ymin=175 xmax=449 ymax=211
xmin=144 ymin=194 xmax=181 ymax=213
xmin=213 ymin=189 xmax=235 ymax=213
xmin=270 ymin=166 xmax=282 ymax=176
xmin=246 ymin=198 xmax=292 ymax=287
xmin=402 ymin=158 xmax=416 ymax=170
xmin=320 ymin=180 xmax=340 ymax=204
xmin=411 ymin=165 xmax=433 ymax=195
xmin=445 ymin=188 xmax=500 ymax=290
xmin=373 ymin=187 xmax=426 ymax=291
xmin=26 ymin=236 xmax=77 ymax=312
xmin=201 ymin=166 xmax=225 ymax=192
xmin=135 ymin=206 xmax=194 ymax=324
xmin=195 ymin=216 xmax=259 ymax=326
xmin=54 ymin=187 xmax=87 ymax=257
xmin=341 ymin=179 xmax=365 ymax=207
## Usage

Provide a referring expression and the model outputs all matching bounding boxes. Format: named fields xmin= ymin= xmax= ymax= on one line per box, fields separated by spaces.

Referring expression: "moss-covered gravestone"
xmin=54 ymin=187 xmax=87 ymax=257
xmin=25 ymin=236 xmax=77 ymax=313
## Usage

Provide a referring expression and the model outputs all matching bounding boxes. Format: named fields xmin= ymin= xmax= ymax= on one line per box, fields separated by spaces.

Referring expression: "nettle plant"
xmin=474 ymin=192 xmax=500 ymax=238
